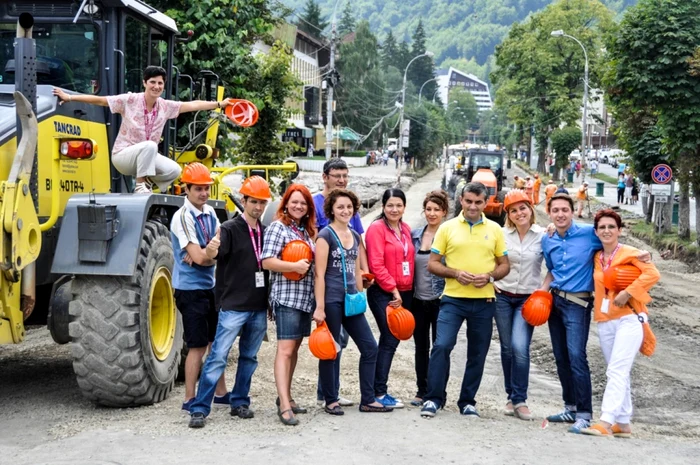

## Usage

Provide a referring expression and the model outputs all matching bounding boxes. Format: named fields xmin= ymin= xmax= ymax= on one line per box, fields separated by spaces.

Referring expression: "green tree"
xmin=550 ymin=126 xmax=582 ymax=179
xmin=237 ymin=42 xmax=301 ymax=165
xmin=381 ymin=30 xmax=399 ymax=70
xmin=605 ymin=0 xmax=700 ymax=239
xmin=296 ymin=0 xmax=328 ymax=39
xmin=492 ymin=0 xmax=615 ymax=172
xmin=338 ymin=2 xmax=356 ymax=37
xmin=408 ymin=20 xmax=437 ymax=100
xmin=397 ymin=40 xmax=411 ymax=72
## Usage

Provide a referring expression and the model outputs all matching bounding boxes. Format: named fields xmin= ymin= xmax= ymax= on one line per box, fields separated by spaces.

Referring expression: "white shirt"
xmin=170 ymin=197 xmax=219 ymax=250
xmin=496 ymin=224 xmax=545 ymax=295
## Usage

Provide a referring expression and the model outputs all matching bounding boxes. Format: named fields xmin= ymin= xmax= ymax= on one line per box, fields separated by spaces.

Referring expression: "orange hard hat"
xmin=603 ymin=265 xmax=642 ymax=293
xmin=386 ymin=305 xmax=415 ymax=340
xmin=181 ymin=162 xmax=214 ymax=185
xmin=281 ymin=240 xmax=313 ymax=281
xmin=504 ymin=189 xmax=532 ymax=211
xmin=522 ymin=290 xmax=553 ymax=326
xmin=240 ymin=175 xmax=272 ymax=200
xmin=224 ymin=99 xmax=259 ymax=127
xmin=309 ymin=322 xmax=339 ymax=360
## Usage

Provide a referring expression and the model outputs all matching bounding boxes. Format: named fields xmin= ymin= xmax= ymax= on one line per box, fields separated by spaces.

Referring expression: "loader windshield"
xmin=0 ymin=22 xmax=99 ymax=94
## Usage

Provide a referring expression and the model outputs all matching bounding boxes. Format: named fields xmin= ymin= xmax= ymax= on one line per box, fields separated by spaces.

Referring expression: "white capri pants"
xmin=112 ymin=141 xmax=181 ymax=192
xmin=597 ymin=314 xmax=643 ymax=425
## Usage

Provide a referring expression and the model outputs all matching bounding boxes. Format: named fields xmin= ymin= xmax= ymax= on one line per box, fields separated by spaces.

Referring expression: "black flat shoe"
xmin=277 ymin=408 xmax=299 ymax=426
xmin=324 ymin=404 xmax=344 ymax=415
xmin=359 ymin=404 xmax=393 ymax=412
xmin=276 ymin=396 xmax=307 ymax=414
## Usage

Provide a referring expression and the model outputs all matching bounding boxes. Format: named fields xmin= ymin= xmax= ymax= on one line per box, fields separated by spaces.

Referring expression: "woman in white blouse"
xmin=494 ymin=190 xmax=544 ymax=421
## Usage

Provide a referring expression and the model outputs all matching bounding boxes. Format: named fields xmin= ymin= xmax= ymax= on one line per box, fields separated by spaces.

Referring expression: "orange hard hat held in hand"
xmin=309 ymin=322 xmax=340 ymax=360
xmin=522 ymin=290 xmax=553 ymax=326
xmin=281 ymin=240 xmax=313 ymax=281
xmin=386 ymin=305 xmax=415 ymax=340
xmin=603 ymin=265 xmax=642 ymax=293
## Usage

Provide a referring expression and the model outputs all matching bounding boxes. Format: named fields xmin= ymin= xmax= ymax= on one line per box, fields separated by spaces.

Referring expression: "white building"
xmin=436 ymin=67 xmax=493 ymax=112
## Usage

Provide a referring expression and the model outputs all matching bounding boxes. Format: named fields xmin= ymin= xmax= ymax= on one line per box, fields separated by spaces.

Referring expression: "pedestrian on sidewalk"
xmin=533 ymin=174 xmax=542 ymax=204
xmin=624 ymin=173 xmax=634 ymax=205
xmin=409 ymin=190 xmax=450 ymax=407
xmin=313 ymin=189 xmax=393 ymax=415
xmin=632 ymin=177 xmax=639 ymax=205
xmin=576 ymin=182 xmax=589 ymax=218
xmin=494 ymin=190 xmax=544 ymax=421
xmin=170 ymin=163 xmax=228 ymax=413
xmin=590 ymin=159 xmax=599 ymax=176
xmin=617 ymin=174 xmax=626 ymax=205
xmin=366 ymin=189 xmax=415 ymax=409
xmin=188 ymin=176 xmax=272 ymax=429
xmin=419 ymin=182 xmax=510 ymax=419
xmin=261 ymin=185 xmax=317 ymax=426
xmin=313 ymin=159 xmax=367 ymax=408
xmin=581 ymin=210 xmax=660 ymax=439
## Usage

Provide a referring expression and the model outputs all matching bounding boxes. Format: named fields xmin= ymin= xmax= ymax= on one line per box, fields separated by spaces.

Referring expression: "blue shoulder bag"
xmin=327 ymin=227 xmax=367 ymax=317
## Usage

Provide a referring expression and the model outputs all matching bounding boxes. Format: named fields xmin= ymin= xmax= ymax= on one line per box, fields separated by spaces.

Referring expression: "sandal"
xmin=611 ymin=423 xmax=632 ymax=439
xmin=513 ymin=403 xmax=533 ymax=421
xmin=277 ymin=408 xmax=299 ymax=426
xmin=359 ymin=404 xmax=393 ymax=413
xmin=276 ymin=396 xmax=308 ymax=414
xmin=504 ymin=400 xmax=514 ymax=416
xmin=324 ymin=404 xmax=345 ymax=416
xmin=580 ymin=423 xmax=613 ymax=437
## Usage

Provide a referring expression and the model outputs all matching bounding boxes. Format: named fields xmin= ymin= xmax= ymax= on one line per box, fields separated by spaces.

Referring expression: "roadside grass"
xmin=592 ymin=172 xmax=619 ymax=184
xmin=630 ymin=220 xmax=700 ymax=264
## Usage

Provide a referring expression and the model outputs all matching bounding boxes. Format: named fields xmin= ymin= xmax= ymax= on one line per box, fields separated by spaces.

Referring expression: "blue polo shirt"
xmin=313 ymin=192 xmax=365 ymax=233
xmin=541 ymin=222 xmax=601 ymax=293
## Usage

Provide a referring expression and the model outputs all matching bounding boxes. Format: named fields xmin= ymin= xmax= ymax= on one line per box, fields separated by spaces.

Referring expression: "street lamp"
xmin=397 ymin=50 xmax=434 ymax=182
xmin=551 ymin=29 xmax=589 ymax=181
xmin=418 ymin=77 xmax=439 ymax=104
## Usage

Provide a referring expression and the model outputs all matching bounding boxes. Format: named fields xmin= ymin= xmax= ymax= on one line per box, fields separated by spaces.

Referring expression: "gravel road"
xmin=2 ymin=166 xmax=699 ymax=465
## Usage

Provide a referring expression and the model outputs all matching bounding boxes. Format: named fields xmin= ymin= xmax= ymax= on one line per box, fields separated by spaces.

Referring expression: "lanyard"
xmin=245 ymin=216 xmax=263 ymax=270
xmin=195 ymin=214 xmax=211 ymax=243
xmin=143 ymin=95 xmax=158 ymax=140
xmin=385 ymin=220 xmax=408 ymax=257
xmin=600 ymin=243 xmax=621 ymax=271
xmin=290 ymin=222 xmax=315 ymax=252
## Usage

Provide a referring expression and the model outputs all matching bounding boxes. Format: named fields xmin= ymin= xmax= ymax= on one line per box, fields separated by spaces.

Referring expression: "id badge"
xmin=402 ymin=261 xmax=410 ymax=276
xmin=601 ymin=298 xmax=610 ymax=314
xmin=255 ymin=271 xmax=265 ymax=288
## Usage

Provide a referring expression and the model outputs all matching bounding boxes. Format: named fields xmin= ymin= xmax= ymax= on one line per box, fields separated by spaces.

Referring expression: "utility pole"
xmin=325 ymin=21 xmax=336 ymax=161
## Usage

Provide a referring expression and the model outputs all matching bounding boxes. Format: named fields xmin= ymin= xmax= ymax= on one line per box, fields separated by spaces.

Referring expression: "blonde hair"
xmin=505 ymin=201 xmax=536 ymax=229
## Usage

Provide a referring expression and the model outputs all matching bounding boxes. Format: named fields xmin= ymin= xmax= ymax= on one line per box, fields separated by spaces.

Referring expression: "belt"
xmin=551 ymin=289 xmax=592 ymax=307
xmin=499 ymin=290 xmax=530 ymax=298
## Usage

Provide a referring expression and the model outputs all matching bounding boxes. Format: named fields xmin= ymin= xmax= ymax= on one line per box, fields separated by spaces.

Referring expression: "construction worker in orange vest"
xmin=533 ymin=173 xmax=542 ymax=204
xmin=544 ymin=180 xmax=558 ymax=214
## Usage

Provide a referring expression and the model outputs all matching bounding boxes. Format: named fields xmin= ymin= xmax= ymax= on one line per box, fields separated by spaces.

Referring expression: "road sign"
xmin=654 ymin=195 xmax=668 ymax=203
xmin=651 ymin=184 xmax=672 ymax=195
xmin=651 ymin=164 xmax=672 ymax=184
xmin=401 ymin=120 xmax=410 ymax=148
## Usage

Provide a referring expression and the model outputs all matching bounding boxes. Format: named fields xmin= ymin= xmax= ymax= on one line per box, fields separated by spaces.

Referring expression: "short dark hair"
xmin=461 ymin=182 xmax=487 ymax=199
xmin=375 ymin=188 xmax=406 ymax=221
xmin=548 ymin=193 xmax=574 ymax=211
xmin=594 ymin=209 xmax=624 ymax=229
xmin=143 ymin=66 xmax=167 ymax=82
xmin=323 ymin=158 xmax=348 ymax=175
xmin=324 ymin=189 xmax=360 ymax=221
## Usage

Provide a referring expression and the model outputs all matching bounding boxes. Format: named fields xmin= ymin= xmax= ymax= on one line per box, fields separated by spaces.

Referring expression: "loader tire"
xmin=68 ymin=220 xmax=183 ymax=407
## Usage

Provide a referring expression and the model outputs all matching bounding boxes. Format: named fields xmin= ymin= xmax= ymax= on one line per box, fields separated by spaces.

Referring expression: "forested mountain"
xmin=282 ymin=0 xmax=636 ymax=80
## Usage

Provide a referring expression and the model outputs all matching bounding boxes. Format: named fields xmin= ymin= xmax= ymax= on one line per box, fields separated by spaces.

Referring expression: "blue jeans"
xmin=190 ymin=310 xmax=267 ymax=416
xmin=317 ymin=327 xmax=349 ymax=401
xmin=494 ymin=294 xmax=534 ymax=405
xmin=368 ymin=286 xmax=413 ymax=397
xmin=425 ymin=296 xmax=495 ymax=410
xmin=548 ymin=294 xmax=593 ymax=420
xmin=319 ymin=300 xmax=378 ymax=406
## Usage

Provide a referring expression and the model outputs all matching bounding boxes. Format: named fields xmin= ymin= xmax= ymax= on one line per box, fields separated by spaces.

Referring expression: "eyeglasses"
xmin=328 ymin=174 xmax=349 ymax=180
xmin=596 ymin=225 xmax=618 ymax=230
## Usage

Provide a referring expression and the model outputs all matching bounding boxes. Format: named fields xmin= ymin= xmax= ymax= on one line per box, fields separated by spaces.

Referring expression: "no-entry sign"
xmin=651 ymin=164 xmax=672 ymax=184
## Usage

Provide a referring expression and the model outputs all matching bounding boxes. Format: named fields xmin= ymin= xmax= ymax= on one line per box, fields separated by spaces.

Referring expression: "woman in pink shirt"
xmin=53 ymin=66 xmax=236 ymax=194
xmin=365 ymin=188 xmax=415 ymax=409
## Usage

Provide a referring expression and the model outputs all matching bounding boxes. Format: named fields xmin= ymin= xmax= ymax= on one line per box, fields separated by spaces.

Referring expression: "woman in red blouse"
xmin=365 ymin=188 xmax=415 ymax=409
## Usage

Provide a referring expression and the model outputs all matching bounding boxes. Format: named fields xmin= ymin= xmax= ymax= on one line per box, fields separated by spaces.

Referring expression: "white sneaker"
xmin=338 ymin=397 xmax=354 ymax=407
xmin=134 ymin=181 xmax=152 ymax=194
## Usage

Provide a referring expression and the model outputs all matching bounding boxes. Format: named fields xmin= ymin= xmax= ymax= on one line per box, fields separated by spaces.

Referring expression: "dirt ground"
xmin=1 ymin=167 xmax=700 ymax=465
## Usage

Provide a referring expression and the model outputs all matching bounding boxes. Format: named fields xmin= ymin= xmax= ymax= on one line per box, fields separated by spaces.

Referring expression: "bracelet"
xmin=216 ymin=101 xmax=221 ymax=109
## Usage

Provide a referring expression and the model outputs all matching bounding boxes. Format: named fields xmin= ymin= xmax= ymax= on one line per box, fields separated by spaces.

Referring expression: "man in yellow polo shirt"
xmin=420 ymin=182 xmax=510 ymax=419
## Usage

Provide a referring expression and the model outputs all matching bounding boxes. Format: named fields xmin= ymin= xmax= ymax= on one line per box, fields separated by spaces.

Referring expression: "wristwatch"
xmin=489 ymin=273 xmax=495 ymax=283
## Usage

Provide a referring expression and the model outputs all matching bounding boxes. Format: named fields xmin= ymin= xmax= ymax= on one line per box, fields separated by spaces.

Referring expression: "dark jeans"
xmin=411 ymin=297 xmax=448 ymax=400
xmin=617 ymin=187 xmax=625 ymax=203
xmin=494 ymin=294 xmax=534 ymax=405
xmin=318 ymin=300 xmax=378 ymax=406
xmin=368 ymin=285 xmax=413 ymax=397
xmin=425 ymin=296 xmax=495 ymax=410
xmin=316 ymin=327 xmax=349 ymax=401
xmin=548 ymin=294 xmax=593 ymax=420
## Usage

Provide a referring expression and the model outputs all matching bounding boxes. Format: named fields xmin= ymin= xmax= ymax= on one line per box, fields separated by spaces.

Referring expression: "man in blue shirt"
xmin=541 ymin=193 xmax=600 ymax=434
xmin=313 ymin=158 xmax=365 ymax=408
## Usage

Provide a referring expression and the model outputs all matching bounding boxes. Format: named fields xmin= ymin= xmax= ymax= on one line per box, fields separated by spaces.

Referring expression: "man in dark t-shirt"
xmin=189 ymin=176 xmax=272 ymax=429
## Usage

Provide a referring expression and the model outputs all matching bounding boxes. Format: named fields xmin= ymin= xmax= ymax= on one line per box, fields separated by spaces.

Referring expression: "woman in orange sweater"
xmin=581 ymin=209 xmax=660 ymax=438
